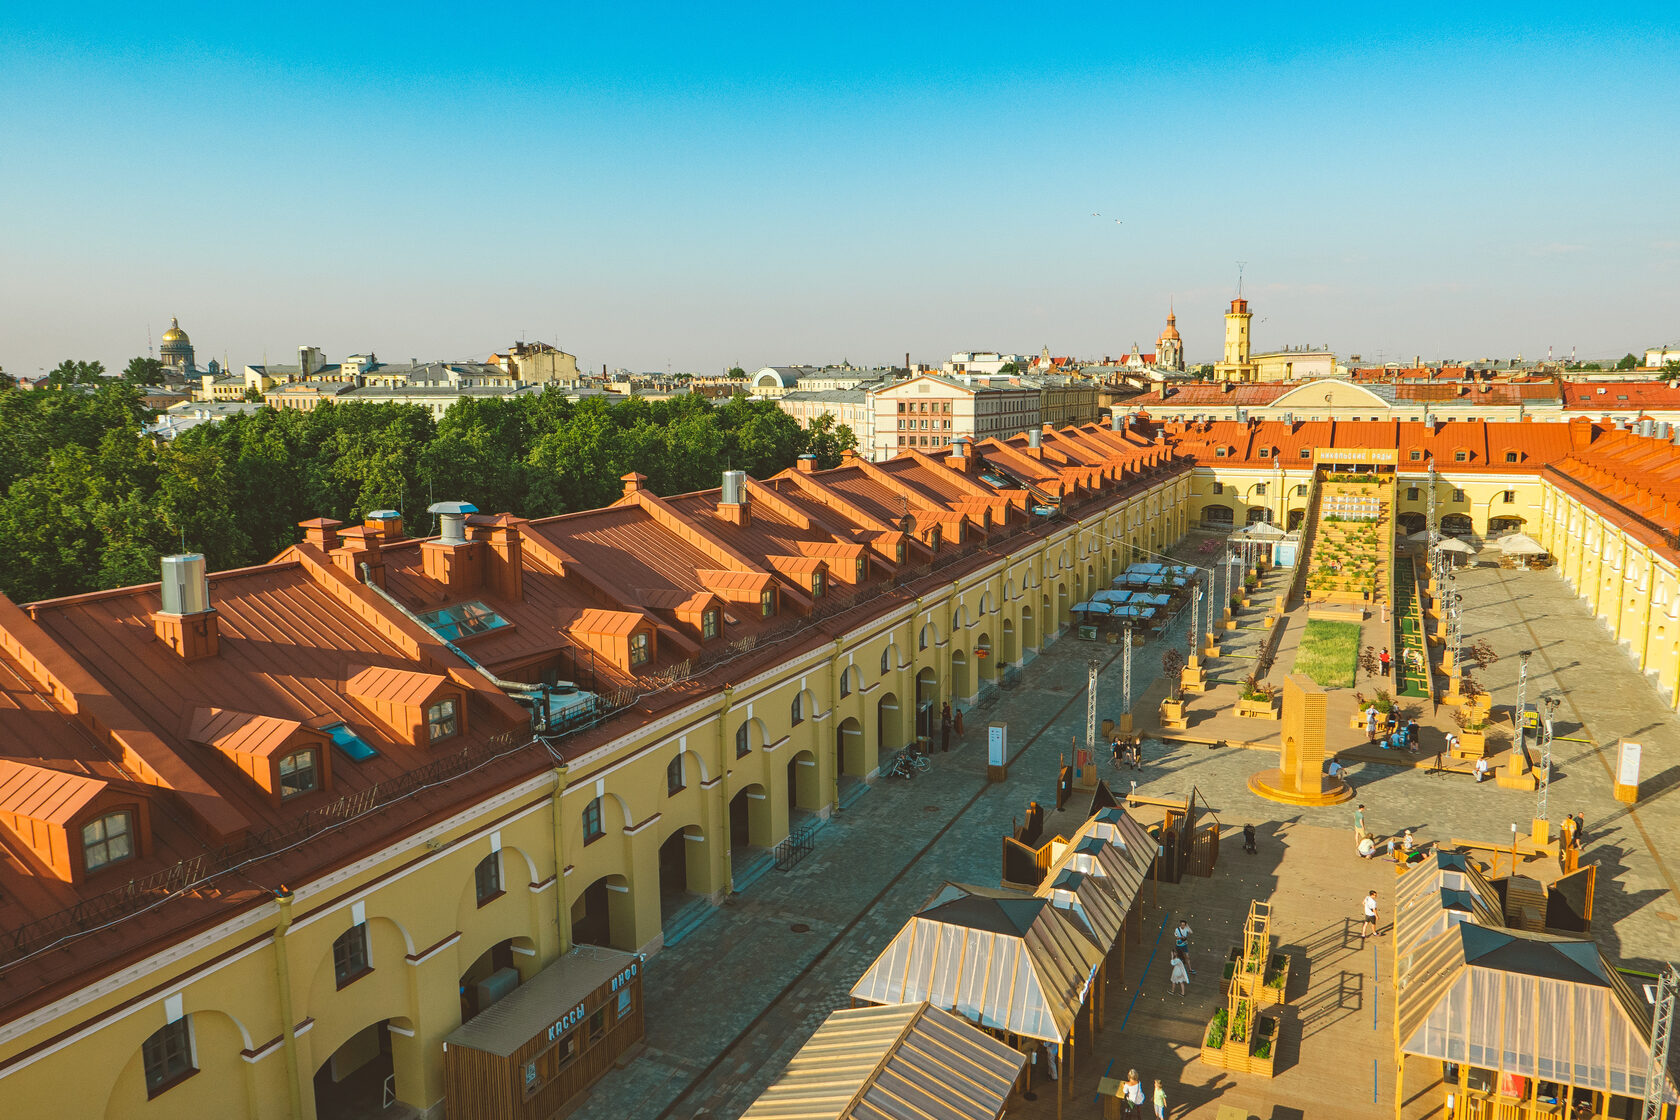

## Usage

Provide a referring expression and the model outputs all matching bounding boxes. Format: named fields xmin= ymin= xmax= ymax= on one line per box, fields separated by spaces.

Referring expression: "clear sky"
xmin=2 ymin=3 xmax=1676 ymax=378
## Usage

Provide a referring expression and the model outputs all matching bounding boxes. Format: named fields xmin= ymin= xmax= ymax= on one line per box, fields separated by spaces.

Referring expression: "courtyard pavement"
xmin=567 ymin=555 xmax=1680 ymax=1120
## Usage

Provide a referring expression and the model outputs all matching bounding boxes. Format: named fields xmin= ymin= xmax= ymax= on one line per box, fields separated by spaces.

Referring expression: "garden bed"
xmin=1293 ymin=619 xmax=1361 ymax=688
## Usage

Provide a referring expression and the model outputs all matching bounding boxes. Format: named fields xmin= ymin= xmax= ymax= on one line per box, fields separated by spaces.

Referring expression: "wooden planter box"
xmin=1250 ymin=1016 xmax=1280 ymax=1078
xmin=1236 ymin=696 xmax=1278 ymax=720
xmin=1159 ymin=698 xmax=1187 ymax=730
xmin=1253 ymin=954 xmax=1290 ymax=1006
xmin=1452 ymin=730 xmax=1487 ymax=758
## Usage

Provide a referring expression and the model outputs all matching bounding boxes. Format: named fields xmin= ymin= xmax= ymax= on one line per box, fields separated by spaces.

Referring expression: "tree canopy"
xmin=1618 ymin=353 xmax=1640 ymax=370
xmin=0 ymin=382 xmax=855 ymax=604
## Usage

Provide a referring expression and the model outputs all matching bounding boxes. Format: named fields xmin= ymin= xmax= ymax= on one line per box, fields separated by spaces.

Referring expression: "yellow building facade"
xmin=0 ymin=472 xmax=1190 ymax=1120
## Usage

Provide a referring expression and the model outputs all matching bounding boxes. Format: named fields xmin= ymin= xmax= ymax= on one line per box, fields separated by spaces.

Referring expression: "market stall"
xmin=739 ymin=1001 xmax=1025 ymax=1120
xmin=850 ymin=883 xmax=1104 ymax=1119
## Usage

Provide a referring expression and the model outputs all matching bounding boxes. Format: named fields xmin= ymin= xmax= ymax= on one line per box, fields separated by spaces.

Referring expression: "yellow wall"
xmin=0 ymin=472 xmax=1191 ymax=1120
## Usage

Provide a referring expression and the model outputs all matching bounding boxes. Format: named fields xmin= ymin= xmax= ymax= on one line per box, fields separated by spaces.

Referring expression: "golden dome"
xmin=161 ymin=317 xmax=189 ymax=343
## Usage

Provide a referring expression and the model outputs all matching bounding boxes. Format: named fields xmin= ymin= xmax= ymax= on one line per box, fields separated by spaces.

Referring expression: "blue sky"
xmin=2 ymin=3 xmax=1676 ymax=377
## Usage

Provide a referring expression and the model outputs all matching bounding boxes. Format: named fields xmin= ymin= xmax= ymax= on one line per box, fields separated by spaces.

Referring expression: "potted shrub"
xmin=1159 ymin=648 xmax=1187 ymax=727
xmin=1237 ymin=675 xmax=1277 ymax=719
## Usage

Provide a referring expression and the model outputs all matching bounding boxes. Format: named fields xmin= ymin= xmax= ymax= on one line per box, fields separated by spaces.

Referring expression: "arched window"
xmin=82 ymin=810 xmax=134 ymax=873
xmin=582 ymin=797 xmax=605 ymax=843
xmin=141 ymin=1017 xmax=196 ymax=1098
xmin=791 ymin=692 xmax=805 ymax=725
xmin=1004 ymin=580 xmax=1015 ymax=601
xmin=978 ymin=592 xmax=992 ymax=615
xmin=278 ymin=748 xmax=318 ymax=799
xmin=880 ymin=648 xmax=892 ymax=675
xmin=735 ymin=723 xmax=751 ymax=757
xmin=918 ymin=626 xmax=930 ymax=650
xmin=475 ymin=852 xmax=502 ymax=906
xmin=667 ymin=754 xmax=686 ymax=795
xmin=839 ymin=667 xmax=854 ymax=697
xmin=333 ymin=922 xmax=371 ymax=988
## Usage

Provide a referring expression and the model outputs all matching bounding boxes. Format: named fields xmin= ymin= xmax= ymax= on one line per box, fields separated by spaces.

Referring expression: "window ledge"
xmin=335 ymin=965 xmax=374 ymax=991
xmin=146 ymin=1067 xmax=200 ymax=1100
xmin=476 ymin=890 xmax=506 ymax=909
xmin=583 ymin=832 xmax=605 ymax=847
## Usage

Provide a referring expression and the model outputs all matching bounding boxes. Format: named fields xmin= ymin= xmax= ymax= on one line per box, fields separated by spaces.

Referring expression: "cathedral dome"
xmin=1158 ymin=312 xmax=1181 ymax=343
xmin=161 ymin=317 xmax=189 ymax=343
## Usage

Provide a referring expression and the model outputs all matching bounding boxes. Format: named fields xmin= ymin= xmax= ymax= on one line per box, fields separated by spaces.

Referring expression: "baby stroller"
xmin=1242 ymin=823 xmax=1258 ymax=854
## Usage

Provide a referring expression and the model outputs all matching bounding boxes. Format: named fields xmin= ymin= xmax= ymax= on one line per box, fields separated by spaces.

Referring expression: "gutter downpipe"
xmin=358 ymin=562 xmax=543 ymax=695
xmin=272 ymin=888 xmax=304 ymax=1120
xmin=551 ymin=765 xmax=573 ymax=955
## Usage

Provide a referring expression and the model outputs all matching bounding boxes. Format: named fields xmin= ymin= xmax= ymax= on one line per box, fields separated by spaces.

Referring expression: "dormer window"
xmin=1215 ymin=447 xmax=1228 ymax=457
xmin=427 ymin=698 xmax=459 ymax=742
xmin=629 ymin=631 xmax=651 ymax=666
xmin=702 ymin=609 xmax=719 ymax=639
xmin=1258 ymin=447 xmax=1271 ymax=458
xmin=1454 ymin=450 xmax=1468 ymax=462
xmin=928 ymin=527 xmax=941 ymax=551
xmin=1504 ymin=451 xmax=1518 ymax=463
xmin=811 ymin=570 xmax=825 ymax=599
xmin=1410 ymin=450 xmax=1422 ymax=461
xmin=278 ymin=749 xmax=318 ymax=799
xmin=1298 ymin=448 xmax=1311 ymax=459
xmin=854 ymin=557 xmax=866 ymax=581
xmin=895 ymin=541 xmax=907 ymax=564
xmin=760 ymin=589 xmax=775 ymax=618
xmin=82 ymin=810 xmax=134 ymax=873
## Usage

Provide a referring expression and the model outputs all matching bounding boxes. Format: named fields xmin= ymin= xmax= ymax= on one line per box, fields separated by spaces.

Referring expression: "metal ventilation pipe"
xmin=1661 ymin=422 xmax=1672 ymax=441
xmin=428 ymin=501 xmax=478 ymax=544
xmin=720 ymin=470 xmax=746 ymax=505
xmin=1111 ymin=411 xmax=1123 ymax=431
xmin=1027 ymin=428 xmax=1042 ymax=448
xmin=160 ymin=553 xmax=211 ymax=615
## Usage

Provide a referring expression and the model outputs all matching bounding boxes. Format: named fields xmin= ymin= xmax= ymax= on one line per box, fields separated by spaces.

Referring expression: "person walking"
xmin=1365 ymin=704 xmax=1378 ymax=743
xmin=1152 ymin=1079 xmax=1168 ymax=1120
xmin=1174 ymin=919 xmax=1195 ymax=972
xmin=1361 ymin=889 xmax=1380 ymax=942
xmin=940 ymin=706 xmax=952 ymax=753
xmin=1407 ymin=719 xmax=1420 ymax=754
xmin=1169 ymin=953 xmax=1190 ymax=997
xmin=1122 ymin=1069 xmax=1147 ymax=1118
xmin=1354 ymin=803 xmax=1367 ymax=841
xmin=1379 ymin=647 xmax=1391 ymax=676
xmin=953 ymin=707 xmax=964 ymax=737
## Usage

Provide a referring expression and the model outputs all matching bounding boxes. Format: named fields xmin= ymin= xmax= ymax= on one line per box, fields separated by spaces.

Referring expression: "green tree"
xmin=242 ymin=387 xmax=265 ymax=402
xmin=47 ymin=359 xmax=107 ymax=387
xmin=800 ymin=413 xmax=857 ymax=469
xmin=998 ymin=361 xmax=1021 ymax=375
xmin=1618 ymin=353 xmax=1640 ymax=370
xmin=123 ymin=356 xmax=166 ymax=384
xmin=727 ymin=367 xmax=747 ymax=379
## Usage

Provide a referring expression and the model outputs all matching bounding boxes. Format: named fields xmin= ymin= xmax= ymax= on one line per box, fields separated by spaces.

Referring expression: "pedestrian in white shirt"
xmin=1361 ymin=890 xmax=1380 ymax=942
xmin=1169 ymin=954 xmax=1189 ymax=996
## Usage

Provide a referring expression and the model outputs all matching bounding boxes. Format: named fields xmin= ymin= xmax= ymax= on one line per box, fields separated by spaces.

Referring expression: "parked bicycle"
xmin=886 ymin=749 xmax=932 ymax=779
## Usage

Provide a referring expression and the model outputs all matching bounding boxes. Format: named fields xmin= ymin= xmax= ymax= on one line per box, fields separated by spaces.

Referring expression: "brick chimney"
xmin=332 ymin=524 xmax=385 ymax=587
xmin=298 ymin=517 xmax=343 ymax=551
xmin=620 ymin=472 xmax=649 ymax=498
xmin=795 ymin=455 xmax=818 ymax=474
xmin=153 ymin=553 xmax=219 ymax=661
xmin=422 ymin=501 xmax=485 ymax=594
xmin=363 ymin=510 xmax=403 ymax=540
xmin=469 ymin=514 xmax=525 ymax=600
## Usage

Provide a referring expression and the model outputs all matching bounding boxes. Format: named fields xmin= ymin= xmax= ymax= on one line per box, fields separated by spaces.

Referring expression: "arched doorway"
xmin=1288 ymin=507 xmax=1306 ymax=531
xmin=1489 ymin=516 xmax=1525 ymax=535
xmin=459 ymin=938 xmax=522 ymax=1023
xmin=729 ymin=784 xmax=771 ymax=854
xmin=836 ymin=716 xmax=865 ymax=777
xmin=1397 ymin=512 xmax=1424 ymax=536
xmin=1442 ymin=514 xmax=1473 ymax=537
xmin=788 ymin=749 xmax=819 ymax=812
xmin=659 ymin=825 xmax=704 ymax=923
xmin=950 ymin=649 xmax=969 ymax=701
xmin=314 ymin=1018 xmax=413 ymax=1120
xmin=1246 ymin=506 xmax=1273 ymax=524
xmin=974 ymin=635 xmax=993 ymax=684
xmin=914 ymin=668 xmax=938 ymax=742
xmin=877 ymin=692 xmax=901 ymax=754
xmin=572 ymin=873 xmax=634 ymax=950
xmin=1202 ymin=504 xmax=1234 ymax=529
xmin=1055 ymin=585 xmax=1069 ymax=629
xmin=1019 ymin=607 xmax=1035 ymax=654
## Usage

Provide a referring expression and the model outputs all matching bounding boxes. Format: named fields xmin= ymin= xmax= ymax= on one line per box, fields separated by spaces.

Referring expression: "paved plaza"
xmin=568 ymin=553 xmax=1680 ymax=1120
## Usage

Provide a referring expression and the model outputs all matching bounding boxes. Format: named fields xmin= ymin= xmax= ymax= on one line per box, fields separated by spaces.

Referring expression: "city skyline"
xmin=2 ymin=5 xmax=1676 ymax=376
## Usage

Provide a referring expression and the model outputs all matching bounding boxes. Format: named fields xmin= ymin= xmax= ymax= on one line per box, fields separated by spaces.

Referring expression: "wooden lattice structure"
xmin=1201 ymin=900 xmax=1285 ymax=1077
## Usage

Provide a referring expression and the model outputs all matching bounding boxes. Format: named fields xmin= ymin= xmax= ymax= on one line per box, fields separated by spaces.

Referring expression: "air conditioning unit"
xmin=475 ymin=967 xmax=520 ymax=1010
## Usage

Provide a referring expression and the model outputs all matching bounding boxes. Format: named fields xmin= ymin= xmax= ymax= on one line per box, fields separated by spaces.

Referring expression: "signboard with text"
xmin=1617 ymin=740 xmax=1642 ymax=789
xmin=1313 ymin=447 xmax=1398 ymax=465
xmin=988 ymin=723 xmax=1007 ymax=767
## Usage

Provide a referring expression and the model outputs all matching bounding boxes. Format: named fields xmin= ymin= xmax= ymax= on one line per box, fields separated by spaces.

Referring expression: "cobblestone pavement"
xmin=569 ymin=563 xmax=1680 ymax=1119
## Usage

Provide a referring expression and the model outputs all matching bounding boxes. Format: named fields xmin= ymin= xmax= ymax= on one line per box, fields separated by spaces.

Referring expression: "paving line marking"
xmin=1493 ymin=570 xmax=1680 ymax=907
xmin=1120 ymin=914 xmax=1172 ymax=1032
xmin=652 ymin=637 xmax=1138 ymax=1120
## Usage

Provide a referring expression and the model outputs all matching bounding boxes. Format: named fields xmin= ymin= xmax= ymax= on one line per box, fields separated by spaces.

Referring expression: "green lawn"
xmin=1293 ymin=620 xmax=1362 ymax=689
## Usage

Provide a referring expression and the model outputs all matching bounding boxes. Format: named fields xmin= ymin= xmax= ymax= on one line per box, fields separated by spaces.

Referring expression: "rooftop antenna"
xmin=147 ymin=324 xmax=154 ymax=360
xmin=1236 ymin=262 xmax=1247 ymax=297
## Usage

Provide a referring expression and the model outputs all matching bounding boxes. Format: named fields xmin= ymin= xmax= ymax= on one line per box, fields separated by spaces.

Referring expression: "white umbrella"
xmin=1246 ymin=522 xmax=1285 ymax=540
xmin=1437 ymin=538 xmax=1475 ymax=554
xmin=1407 ymin=530 xmax=1434 ymax=542
xmin=1497 ymin=533 xmax=1546 ymax=556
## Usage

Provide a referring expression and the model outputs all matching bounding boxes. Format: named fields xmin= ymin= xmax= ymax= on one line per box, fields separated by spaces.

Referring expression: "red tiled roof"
xmin=1562 ymin=381 xmax=1680 ymax=411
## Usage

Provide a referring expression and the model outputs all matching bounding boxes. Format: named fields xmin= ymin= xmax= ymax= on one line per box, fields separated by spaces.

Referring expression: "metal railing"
xmin=774 ymin=819 xmax=817 ymax=871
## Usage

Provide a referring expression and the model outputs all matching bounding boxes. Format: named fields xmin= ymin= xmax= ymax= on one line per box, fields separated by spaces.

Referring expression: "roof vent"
xmin=1110 ymin=411 xmax=1123 ymax=431
xmin=428 ymin=500 xmax=478 ymax=545
xmin=1661 ymin=422 xmax=1672 ymax=441
xmin=1027 ymin=428 xmax=1041 ymax=449
xmin=160 ymin=553 xmax=211 ymax=615
xmin=720 ymin=470 xmax=746 ymax=505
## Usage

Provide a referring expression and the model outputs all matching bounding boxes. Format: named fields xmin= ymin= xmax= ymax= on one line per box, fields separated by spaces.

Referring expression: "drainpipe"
xmin=359 ymin=562 xmax=542 ymax=696
xmin=828 ymin=640 xmax=843 ymax=812
xmin=719 ymin=687 xmax=734 ymax=891
xmin=550 ymin=766 xmax=573 ymax=954
xmin=272 ymin=888 xmax=304 ymax=1120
